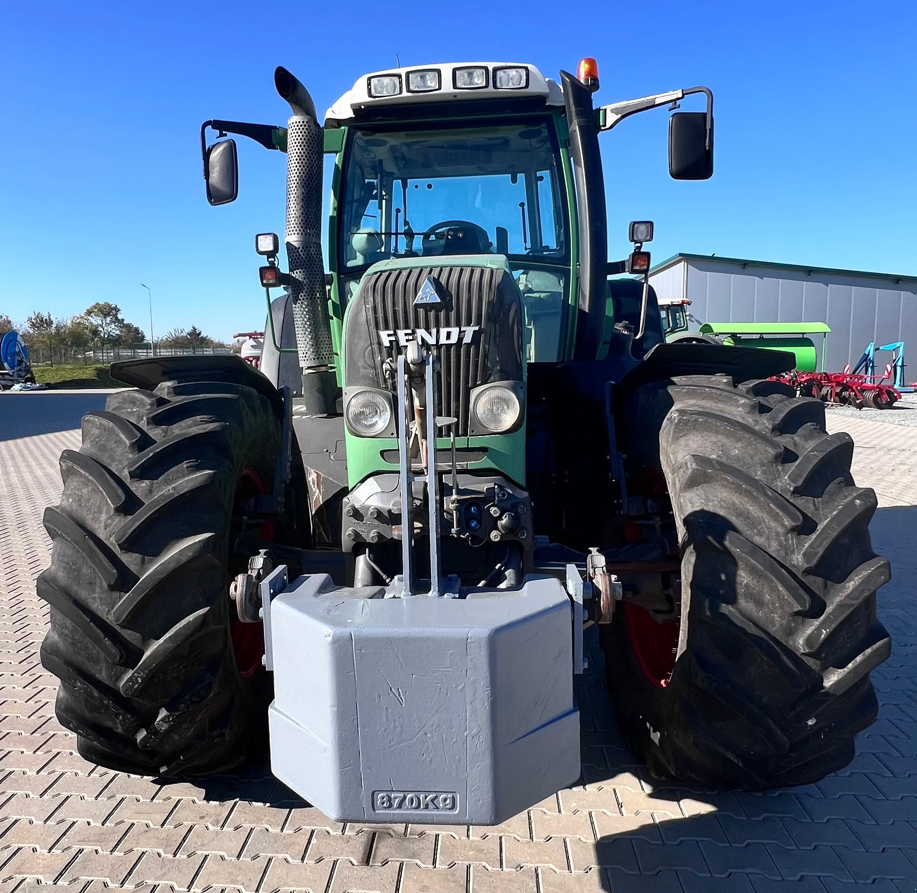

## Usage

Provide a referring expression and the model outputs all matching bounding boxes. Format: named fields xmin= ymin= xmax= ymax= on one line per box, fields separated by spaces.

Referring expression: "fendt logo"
xmin=379 ymin=327 xmax=479 ymax=348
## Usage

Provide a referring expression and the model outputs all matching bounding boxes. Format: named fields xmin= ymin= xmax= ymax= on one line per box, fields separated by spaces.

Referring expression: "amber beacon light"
xmin=577 ymin=57 xmax=600 ymax=92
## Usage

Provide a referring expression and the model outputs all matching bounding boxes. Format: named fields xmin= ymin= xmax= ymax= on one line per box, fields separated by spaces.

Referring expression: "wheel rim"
xmin=623 ymin=600 xmax=680 ymax=688
xmin=622 ymin=467 xmax=681 ymax=687
xmin=230 ymin=468 xmax=273 ymax=678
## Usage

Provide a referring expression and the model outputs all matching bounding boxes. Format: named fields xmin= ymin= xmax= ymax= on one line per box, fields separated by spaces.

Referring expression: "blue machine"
xmin=0 ymin=331 xmax=35 ymax=388
xmin=849 ymin=340 xmax=912 ymax=393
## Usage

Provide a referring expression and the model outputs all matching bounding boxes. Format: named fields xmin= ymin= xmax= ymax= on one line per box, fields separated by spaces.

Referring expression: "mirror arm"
xmin=200 ymin=120 xmax=284 ymax=177
xmin=606 ymin=260 xmax=627 ymax=275
xmin=683 ymin=87 xmax=714 ymax=150
xmin=597 ymin=85 xmax=713 ymax=144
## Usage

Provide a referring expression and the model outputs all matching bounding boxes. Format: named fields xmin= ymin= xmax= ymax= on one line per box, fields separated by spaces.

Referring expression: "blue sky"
xmin=1 ymin=0 xmax=914 ymax=342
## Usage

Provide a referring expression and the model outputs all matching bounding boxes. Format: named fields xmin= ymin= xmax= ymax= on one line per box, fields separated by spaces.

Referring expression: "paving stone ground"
xmin=1 ymin=391 xmax=915 ymax=893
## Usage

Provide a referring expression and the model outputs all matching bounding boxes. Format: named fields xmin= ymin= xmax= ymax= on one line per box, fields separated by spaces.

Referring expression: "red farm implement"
xmin=776 ymin=370 xmax=901 ymax=409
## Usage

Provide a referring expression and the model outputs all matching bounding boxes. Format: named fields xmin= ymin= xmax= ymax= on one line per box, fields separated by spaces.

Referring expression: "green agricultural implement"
xmin=658 ymin=298 xmax=830 ymax=373
xmin=698 ymin=322 xmax=830 ymax=374
xmin=38 ymin=59 xmax=890 ymax=824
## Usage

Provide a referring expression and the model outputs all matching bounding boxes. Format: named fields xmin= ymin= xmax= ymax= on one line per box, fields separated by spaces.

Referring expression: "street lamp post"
xmin=140 ymin=283 xmax=154 ymax=356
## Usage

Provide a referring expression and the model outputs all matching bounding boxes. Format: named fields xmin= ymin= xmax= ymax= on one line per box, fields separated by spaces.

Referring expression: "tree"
xmin=161 ymin=328 xmax=190 ymax=352
xmin=119 ymin=322 xmax=147 ymax=347
xmin=63 ymin=316 xmax=94 ymax=361
xmin=27 ymin=311 xmax=55 ymax=366
xmin=187 ymin=326 xmax=205 ymax=353
xmin=0 ymin=315 xmax=13 ymax=335
xmin=52 ymin=318 xmax=71 ymax=362
xmin=84 ymin=302 xmax=125 ymax=357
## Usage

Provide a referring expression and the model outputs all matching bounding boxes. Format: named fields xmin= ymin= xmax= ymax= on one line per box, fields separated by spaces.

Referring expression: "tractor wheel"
xmin=606 ymin=374 xmax=891 ymax=789
xmin=37 ymin=378 xmax=294 ymax=776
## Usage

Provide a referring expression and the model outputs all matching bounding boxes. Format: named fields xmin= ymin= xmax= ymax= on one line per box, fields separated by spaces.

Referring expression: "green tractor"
xmin=38 ymin=59 xmax=891 ymax=823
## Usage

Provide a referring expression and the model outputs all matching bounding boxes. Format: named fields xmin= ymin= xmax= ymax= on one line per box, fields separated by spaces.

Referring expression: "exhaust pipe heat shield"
xmin=275 ymin=67 xmax=334 ymax=371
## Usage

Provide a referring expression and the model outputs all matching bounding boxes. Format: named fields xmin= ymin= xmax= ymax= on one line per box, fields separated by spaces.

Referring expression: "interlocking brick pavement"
xmin=1 ymin=392 xmax=915 ymax=892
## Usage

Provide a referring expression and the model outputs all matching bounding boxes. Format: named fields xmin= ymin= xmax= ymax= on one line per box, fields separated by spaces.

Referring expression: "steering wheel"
xmin=422 ymin=220 xmax=491 ymax=256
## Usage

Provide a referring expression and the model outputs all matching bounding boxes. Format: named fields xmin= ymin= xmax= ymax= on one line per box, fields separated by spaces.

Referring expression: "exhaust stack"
xmin=274 ymin=67 xmax=335 ymax=408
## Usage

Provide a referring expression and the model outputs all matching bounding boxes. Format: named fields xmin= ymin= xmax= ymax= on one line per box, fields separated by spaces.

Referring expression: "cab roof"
xmin=325 ymin=62 xmax=564 ymax=124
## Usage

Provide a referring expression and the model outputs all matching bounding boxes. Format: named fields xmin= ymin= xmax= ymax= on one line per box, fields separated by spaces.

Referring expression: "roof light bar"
xmin=407 ymin=69 xmax=441 ymax=93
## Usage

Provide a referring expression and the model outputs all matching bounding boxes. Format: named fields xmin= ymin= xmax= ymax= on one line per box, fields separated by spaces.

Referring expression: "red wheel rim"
xmin=230 ymin=468 xmax=273 ymax=678
xmin=623 ymin=466 xmax=680 ymax=688
xmin=624 ymin=603 xmax=679 ymax=688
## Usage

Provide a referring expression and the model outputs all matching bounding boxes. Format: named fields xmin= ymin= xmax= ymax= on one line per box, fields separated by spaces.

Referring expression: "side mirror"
xmin=205 ymin=139 xmax=239 ymax=205
xmin=669 ymin=112 xmax=713 ymax=180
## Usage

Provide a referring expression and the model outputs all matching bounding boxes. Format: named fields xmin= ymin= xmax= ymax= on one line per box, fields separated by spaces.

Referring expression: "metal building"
xmin=649 ymin=254 xmax=917 ymax=372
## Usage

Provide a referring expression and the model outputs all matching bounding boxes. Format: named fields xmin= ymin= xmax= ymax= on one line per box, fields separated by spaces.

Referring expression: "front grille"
xmin=381 ymin=448 xmax=489 ymax=467
xmin=362 ymin=265 xmax=503 ymax=436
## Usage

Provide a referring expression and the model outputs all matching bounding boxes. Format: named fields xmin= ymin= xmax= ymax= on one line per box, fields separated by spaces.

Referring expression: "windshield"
xmin=338 ymin=119 xmax=570 ymax=361
xmin=662 ymin=304 xmax=687 ymax=334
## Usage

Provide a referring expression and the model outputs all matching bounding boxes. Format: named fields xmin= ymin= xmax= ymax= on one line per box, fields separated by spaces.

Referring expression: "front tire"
xmin=38 ymin=378 xmax=286 ymax=776
xmin=605 ymin=374 xmax=891 ymax=789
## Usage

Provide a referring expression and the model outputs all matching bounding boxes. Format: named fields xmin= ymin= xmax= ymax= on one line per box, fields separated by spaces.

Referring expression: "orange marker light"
xmin=260 ymin=266 xmax=281 ymax=288
xmin=628 ymin=251 xmax=651 ymax=274
xmin=577 ymin=57 xmax=600 ymax=92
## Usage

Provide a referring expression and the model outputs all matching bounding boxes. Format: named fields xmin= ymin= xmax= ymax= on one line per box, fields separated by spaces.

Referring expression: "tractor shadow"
xmin=159 ymin=503 xmax=912 ymax=888
xmin=0 ymin=391 xmax=109 ymax=441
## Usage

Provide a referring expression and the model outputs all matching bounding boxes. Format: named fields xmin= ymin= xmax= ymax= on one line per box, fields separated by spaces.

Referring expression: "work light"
xmin=494 ymin=67 xmax=528 ymax=89
xmin=628 ymin=221 xmax=654 ymax=244
xmin=407 ymin=70 xmax=440 ymax=92
xmin=453 ymin=67 xmax=487 ymax=89
xmin=255 ymin=233 xmax=279 ymax=257
xmin=368 ymin=75 xmax=401 ymax=97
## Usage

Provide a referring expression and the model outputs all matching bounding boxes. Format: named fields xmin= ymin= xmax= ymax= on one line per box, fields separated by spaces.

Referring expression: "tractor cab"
xmin=330 ymin=64 xmax=573 ymax=365
xmin=658 ymin=297 xmax=692 ymax=336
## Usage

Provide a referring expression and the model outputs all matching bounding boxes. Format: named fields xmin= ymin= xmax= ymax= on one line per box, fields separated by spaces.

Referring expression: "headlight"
xmin=472 ymin=385 xmax=521 ymax=433
xmin=346 ymin=391 xmax=392 ymax=436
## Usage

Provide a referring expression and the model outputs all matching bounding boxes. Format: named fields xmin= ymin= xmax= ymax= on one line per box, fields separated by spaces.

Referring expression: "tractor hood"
xmin=343 ymin=255 xmax=524 ymax=438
